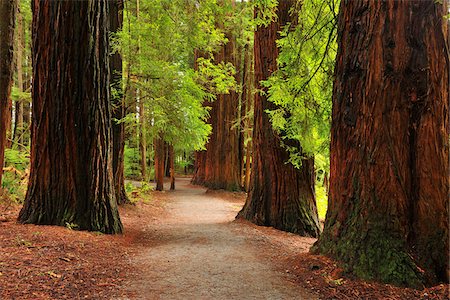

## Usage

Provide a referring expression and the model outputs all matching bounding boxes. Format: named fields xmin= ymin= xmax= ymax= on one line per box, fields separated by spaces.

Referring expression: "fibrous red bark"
xmin=313 ymin=0 xmax=449 ymax=287
xmin=194 ymin=29 xmax=243 ymax=191
xmin=237 ymin=1 xmax=321 ymax=237
xmin=18 ymin=0 xmax=123 ymax=234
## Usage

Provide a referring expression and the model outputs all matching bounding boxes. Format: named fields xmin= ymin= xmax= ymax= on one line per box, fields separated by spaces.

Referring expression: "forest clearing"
xmin=0 ymin=0 xmax=449 ymax=299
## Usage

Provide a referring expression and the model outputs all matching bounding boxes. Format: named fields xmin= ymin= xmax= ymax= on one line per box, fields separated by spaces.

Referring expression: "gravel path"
xmin=125 ymin=177 xmax=316 ymax=300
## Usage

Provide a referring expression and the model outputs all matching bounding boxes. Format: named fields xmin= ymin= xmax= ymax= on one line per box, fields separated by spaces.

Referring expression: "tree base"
xmin=312 ymin=222 xmax=425 ymax=288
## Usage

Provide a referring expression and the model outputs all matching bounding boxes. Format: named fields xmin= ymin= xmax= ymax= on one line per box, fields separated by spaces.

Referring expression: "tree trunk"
xmin=138 ymin=97 xmax=147 ymax=180
xmin=192 ymin=150 xmax=206 ymax=185
xmin=154 ymin=136 xmax=164 ymax=191
xmin=13 ymin=2 xmax=24 ymax=146
xmin=164 ymin=142 xmax=171 ymax=178
xmin=169 ymin=144 xmax=175 ymax=190
xmin=0 ymin=0 xmax=16 ymax=187
xmin=18 ymin=0 xmax=123 ymax=234
xmin=203 ymin=24 xmax=242 ymax=191
xmin=313 ymin=0 xmax=449 ymax=287
xmin=237 ymin=1 xmax=321 ymax=237
xmin=242 ymin=42 xmax=254 ymax=192
xmin=135 ymin=0 xmax=146 ymax=181
xmin=183 ymin=152 xmax=187 ymax=175
xmin=110 ymin=0 xmax=129 ymax=205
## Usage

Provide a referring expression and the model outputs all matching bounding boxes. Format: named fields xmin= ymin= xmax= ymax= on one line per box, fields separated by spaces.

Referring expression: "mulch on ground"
xmin=1 ymin=189 xmax=448 ymax=300
xmin=0 ymin=196 xmax=163 ymax=300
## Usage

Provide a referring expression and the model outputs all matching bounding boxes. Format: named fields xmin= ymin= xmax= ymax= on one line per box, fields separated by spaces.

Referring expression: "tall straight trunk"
xmin=135 ymin=0 xmax=146 ymax=181
xmin=313 ymin=0 xmax=449 ymax=287
xmin=169 ymin=144 xmax=175 ymax=190
xmin=138 ymin=97 xmax=147 ymax=180
xmin=164 ymin=142 xmax=171 ymax=178
xmin=13 ymin=2 xmax=24 ymax=146
xmin=154 ymin=136 xmax=164 ymax=191
xmin=237 ymin=1 xmax=321 ymax=237
xmin=18 ymin=0 xmax=122 ymax=234
xmin=0 ymin=0 xmax=16 ymax=187
xmin=202 ymin=13 xmax=242 ymax=191
xmin=242 ymin=43 xmax=254 ymax=192
xmin=192 ymin=151 xmax=206 ymax=184
xmin=110 ymin=0 xmax=129 ymax=205
xmin=183 ymin=152 xmax=187 ymax=175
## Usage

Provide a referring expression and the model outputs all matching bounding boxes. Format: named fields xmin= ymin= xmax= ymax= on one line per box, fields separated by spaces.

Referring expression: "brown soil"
xmin=0 ymin=177 xmax=448 ymax=299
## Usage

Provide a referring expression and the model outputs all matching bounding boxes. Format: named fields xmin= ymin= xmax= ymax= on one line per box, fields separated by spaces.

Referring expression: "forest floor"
xmin=0 ymin=177 xmax=448 ymax=299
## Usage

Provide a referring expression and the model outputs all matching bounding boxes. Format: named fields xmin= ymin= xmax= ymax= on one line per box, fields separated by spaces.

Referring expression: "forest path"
xmin=123 ymin=177 xmax=317 ymax=300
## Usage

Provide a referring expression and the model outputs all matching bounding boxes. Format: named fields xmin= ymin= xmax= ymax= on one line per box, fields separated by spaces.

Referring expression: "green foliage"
xmin=4 ymin=148 xmax=28 ymax=171
xmin=2 ymin=149 xmax=29 ymax=202
xmin=124 ymin=145 xmax=141 ymax=180
xmin=10 ymin=86 xmax=31 ymax=104
xmin=253 ymin=0 xmax=279 ymax=26
xmin=118 ymin=0 xmax=244 ymax=156
xmin=195 ymin=57 xmax=236 ymax=95
xmin=265 ymin=0 xmax=339 ymax=169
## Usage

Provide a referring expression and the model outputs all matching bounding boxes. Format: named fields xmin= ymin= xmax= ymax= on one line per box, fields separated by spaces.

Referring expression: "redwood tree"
xmin=154 ymin=136 xmax=165 ymax=191
xmin=313 ymin=0 xmax=449 ymax=287
xmin=18 ymin=0 xmax=123 ymax=234
xmin=110 ymin=0 xmax=130 ymax=205
xmin=0 ymin=0 xmax=16 ymax=188
xmin=195 ymin=36 xmax=242 ymax=191
xmin=206 ymin=30 xmax=242 ymax=191
xmin=237 ymin=1 xmax=321 ymax=237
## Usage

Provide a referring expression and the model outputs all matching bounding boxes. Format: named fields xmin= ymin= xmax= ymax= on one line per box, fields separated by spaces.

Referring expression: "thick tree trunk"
xmin=18 ymin=0 xmax=123 ymax=234
xmin=313 ymin=0 xmax=449 ymax=287
xmin=203 ymin=32 xmax=242 ymax=191
xmin=0 ymin=0 xmax=16 ymax=187
xmin=110 ymin=0 xmax=129 ymax=205
xmin=154 ymin=136 xmax=164 ymax=191
xmin=192 ymin=150 xmax=206 ymax=185
xmin=237 ymin=1 xmax=321 ymax=237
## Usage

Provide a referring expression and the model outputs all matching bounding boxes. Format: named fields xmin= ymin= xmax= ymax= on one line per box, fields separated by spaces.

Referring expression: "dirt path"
xmin=123 ymin=177 xmax=316 ymax=299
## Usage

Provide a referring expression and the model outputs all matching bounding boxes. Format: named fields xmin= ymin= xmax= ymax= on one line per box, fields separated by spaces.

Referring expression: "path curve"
xmin=124 ymin=178 xmax=317 ymax=300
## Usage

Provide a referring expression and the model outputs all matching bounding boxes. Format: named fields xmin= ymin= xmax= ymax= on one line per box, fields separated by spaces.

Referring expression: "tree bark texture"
xmin=237 ymin=1 xmax=321 ymax=237
xmin=18 ymin=0 xmax=123 ymax=234
xmin=0 ymin=0 xmax=16 ymax=187
xmin=164 ymin=142 xmax=171 ymax=178
xmin=110 ymin=0 xmax=129 ymax=205
xmin=202 ymin=33 xmax=242 ymax=191
xmin=154 ymin=136 xmax=165 ymax=191
xmin=313 ymin=0 xmax=449 ymax=287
